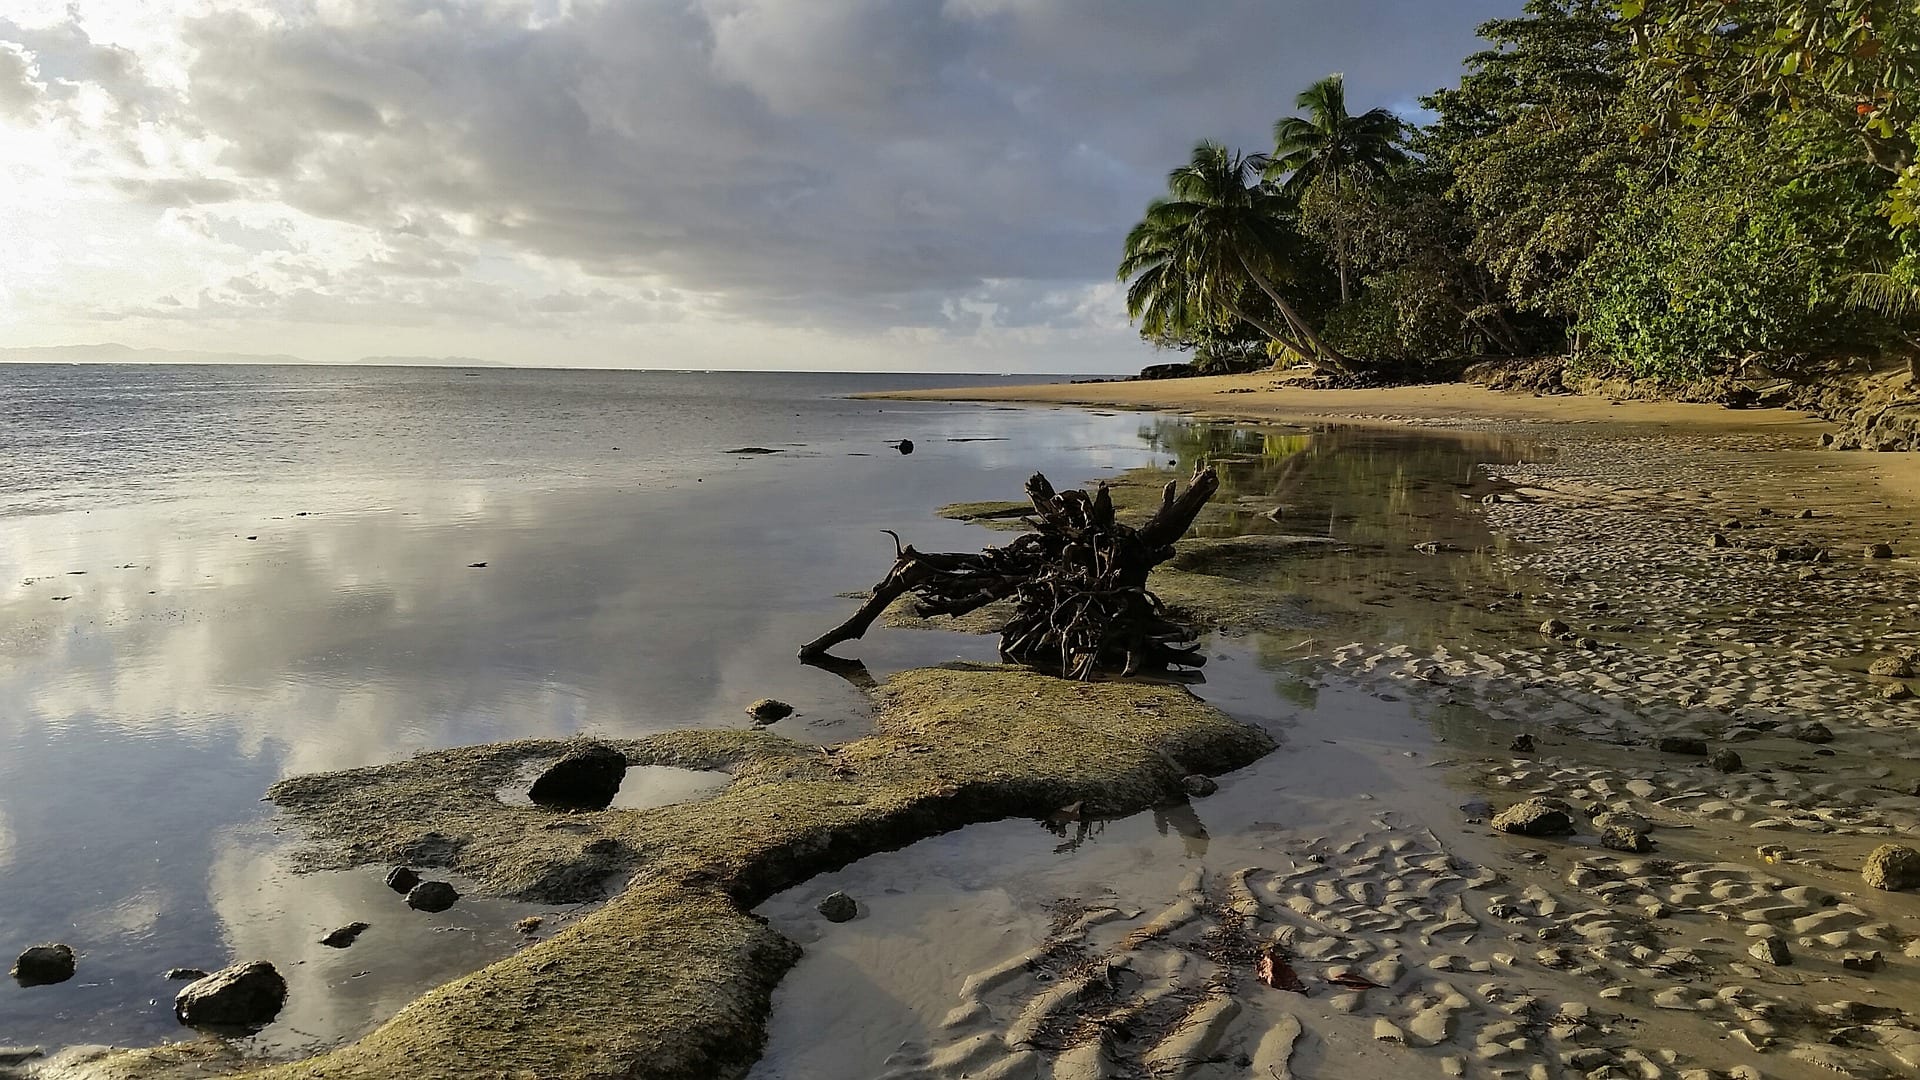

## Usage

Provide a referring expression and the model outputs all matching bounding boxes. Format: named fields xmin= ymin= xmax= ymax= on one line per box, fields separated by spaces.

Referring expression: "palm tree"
xmin=1119 ymin=142 xmax=1351 ymax=373
xmin=1268 ymin=74 xmax=1408 ymax=302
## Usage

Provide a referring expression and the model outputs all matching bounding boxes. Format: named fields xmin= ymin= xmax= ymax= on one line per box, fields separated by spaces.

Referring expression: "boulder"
xmin=1885 ymin=683 xmax=1913 ymax=702
xmin=1655 ymin=736 xmax=1708 ymax=756
xmin=1707 ymin=532 xmax=1732 ymax=549
xmin=1709 ymin=748 xmax=1744 ymax=773
xmin=1748 ymin=937 xmax=1791 ymax=966
xmin=10 ymin=945 xmax=74 ymax=987
xmin=1600 ymin=826 xmax=1653 ymax=853
xmin=1862 ymin=844 xmax=1920 ymax=891
xmin=1843 ymin=951 xmax=1883 ymax=973
xmin=746 ymin=698 xmax=795 ymax=723
xmin=174 ymin=962 xmax=287 ymax=1030
xmin=817 ymin=891 xmax=858 ymax=923
xmin=1868 ymin=655 xmax=1915 ymax=678
xmin=319 ymin=923 xmax=369 ymax=949
xmin=528 ymin=743 xmax=627 ymax=810
xmin=1867 ymin=543 xmax=1895 ymax=559
xmin=1539 ymin=619 xmax=1569 ymax=636
xmin=384 ymin=866 xmax=422 ymax=894
xmin=1791 ymin=721 xmax=1835 ymax=744
xmin=1492 ymin=798 xmax=1576 ymax=837
xmin=1591 ymin=811 xmax=1651 ymax=835
xmin=1181 ymin=774 xmax=1218 ymax=798
xmin=1509 ymin=733 xmax=1535 ymax=753
xmin=406 ymin=881 xmax=460 ymax=913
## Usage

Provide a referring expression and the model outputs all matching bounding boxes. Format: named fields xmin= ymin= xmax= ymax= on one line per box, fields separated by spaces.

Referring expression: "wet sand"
xmin=748 ymin=385 xmax=1920 ymax=1080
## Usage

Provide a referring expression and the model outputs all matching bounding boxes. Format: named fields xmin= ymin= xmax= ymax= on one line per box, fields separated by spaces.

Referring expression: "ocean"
xmin=0 ymin=364 xmax=1175 ymax=1052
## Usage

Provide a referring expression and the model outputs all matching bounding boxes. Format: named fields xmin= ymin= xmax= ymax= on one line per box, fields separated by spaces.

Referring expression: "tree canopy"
xmin=1117 ymin=0 xmax=1920 ymax=382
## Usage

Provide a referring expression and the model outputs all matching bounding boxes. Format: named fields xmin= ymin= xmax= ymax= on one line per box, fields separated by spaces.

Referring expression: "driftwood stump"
xmin=800 ymin=465 xmax=1220 ymax=679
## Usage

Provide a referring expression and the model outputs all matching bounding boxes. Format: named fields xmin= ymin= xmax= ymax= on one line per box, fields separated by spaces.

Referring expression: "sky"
xmin=0 ymin=0 xmax=1519 ymax=373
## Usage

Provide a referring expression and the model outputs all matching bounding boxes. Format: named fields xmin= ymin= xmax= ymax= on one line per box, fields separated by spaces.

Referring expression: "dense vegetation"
xmin=1121 ymin=0 xmax=1920 ymax=383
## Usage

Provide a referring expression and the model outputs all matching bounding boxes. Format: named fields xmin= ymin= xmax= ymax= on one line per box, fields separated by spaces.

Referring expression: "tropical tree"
xmin=1119 ymin=142 xmax=1352 ymax=373
xmin=1267 ymin=74 xmax=1409 ymax=301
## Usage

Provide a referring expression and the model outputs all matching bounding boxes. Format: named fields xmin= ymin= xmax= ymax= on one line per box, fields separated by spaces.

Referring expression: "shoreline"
xmin=54 ymin=385 xmax=1920 ymax=1080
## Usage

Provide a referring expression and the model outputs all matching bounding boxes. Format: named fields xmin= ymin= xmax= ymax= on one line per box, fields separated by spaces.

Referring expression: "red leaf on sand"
xmin=1256 ymin=948 xmax=1307 ymax=993
xmin=1326 ymin=972 xmax=1383 ymax=991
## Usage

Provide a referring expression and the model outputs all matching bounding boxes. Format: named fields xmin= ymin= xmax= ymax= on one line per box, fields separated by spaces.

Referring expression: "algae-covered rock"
xmin=1862 ymin=844 xmax=1920 ymax=891
xmin=10 ymin=944 xmax=74 ymax=987
xmin=1492 ymin=797 xmax=1576 ymax=837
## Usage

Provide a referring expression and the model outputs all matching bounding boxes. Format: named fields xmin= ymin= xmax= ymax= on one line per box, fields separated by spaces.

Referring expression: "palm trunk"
xmin=1336 ymin=221 xmax=1350 ymax=303
xmin=1235 ymin=253 xmax=1354 ymax=375
xmin=1225 ymin=300 xmax=1309 ymax=360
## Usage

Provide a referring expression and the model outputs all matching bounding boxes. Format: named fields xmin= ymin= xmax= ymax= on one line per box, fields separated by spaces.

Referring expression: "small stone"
xmin=164 ymin=968 xmax=208 ymax=981
xmin=894 ymin=439 xmax=914 ymax=455
xmin=1491 ymin=797 xmax=1576 ymax=837
xmin=1867 ymin=543 xmax=1895 ymax=559
xmin=1707 ymin=532 xmax=1732 ymax=548
xmin=817 ymin=891 xmax=858 ymax=923
xmin=516 ymin=917 xmax=543 ymax=934
xmin=1656 ymin=736 xmax=1708 ymax=756
xmin=528 ymin=742 xmax=627 ymax=810
xmin=747 ymin=698 xmax=794 ymax=723
xmin=1886 ymin=683 xmax=1913 ymax=701
xmin=1791 ymin=721 xmax=1835 ymax=744
xmin=1842 ymin=951 xmax=1883 ymax=973
xmin=1796 ymin=508 xmax=1816 ymax=519
xmin=174 ymin=961 xmax=287 ymax=1029
xmin=10 ymin=945 xmax=74 ymax=987
xmin=384 ymin=866 xmax=422 ymax=894
xmin=1869 ymin=656 xmax=1915 ymax=678
xmin=1862 ymin=844 xmax=1920 ymax=891
xmin=1539 ymin=619 xmax=1569 ymax=636
xmin=1720 ymin=518 xmax=1742 ymax=530
xmin=319 ymin=923 xmax=369 ymax=949
xmin=1591 ymin=811 xmax=1651 ymax=835
xmin=1181 ymin=774 xmax=1218 ymax=798
xmin=1600 ymin=826 xmax=1653 ymax=853
xmin=406 ymin=881 xmax=460 ymax=913
xmin=1748 ymin=937 xmax=1791 ymax=966
xmin=1709 ymin=748 xmax=1744 ymax=772
xmin=1509 ymin=733 xmax=1535 ymax=753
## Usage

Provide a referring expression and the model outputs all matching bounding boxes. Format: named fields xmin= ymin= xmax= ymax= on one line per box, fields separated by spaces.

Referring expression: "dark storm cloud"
xmin=12 ymin=1 xmax=1520 ymax=330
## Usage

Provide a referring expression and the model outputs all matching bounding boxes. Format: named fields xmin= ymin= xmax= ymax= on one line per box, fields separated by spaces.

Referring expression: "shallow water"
xmin=0 ymin=365 xmax=1538 ymax=1056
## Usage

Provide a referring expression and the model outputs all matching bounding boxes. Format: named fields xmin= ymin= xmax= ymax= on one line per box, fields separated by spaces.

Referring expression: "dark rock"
xmin=1868 ymin=655 xmax=1915 ymax=678
xmin=164 ymin=968 xmax=208 ymax=981
xmin=1707 ymin=532 xmax=1732 ymax=549
xmin=746 ymin=698 xmax=795 ymax=723
xmin=1769 ymin=544 xmax=1825 ymax=563
xmin=1655 ymin=736 xmax=1708 ymax=756
xmin=1509 ymin=734 xmax=1535 ymax=753
xmin=1181 ymin=774 xmax=1218 ymax=798
xmin=1600 ymin=826 xmax=1654 ymax=853
xmin=10 ymin=945 xmax=74 ymax=987
xmin=384 ymin=866 xmax=422 ymax=894
xmin=406 ymin=881 xmax=460 ymax=913
xmin=1843 ymin=951 xmax=1883 ymax=973
xmin=1709 ymin=748 xmax=1744 ymax=773
xmin=1460 ymin=799 xmax=1493 ymax=822
xmin=817 ymin=891 xmax=857 ymax=923
xmin=894 ymin=440 xmax=914 ymax=455
xmin=1539 ymin=619 xmax=1569 ymax=636
xmin=1791 ymin=721 xmax=1835 ymax=744
xmin=0 ymin=1048 xmax=42 ymax=1068
xmin=1885 ymin=683 xmax=1913 ymax=702
xmin=319 ymin=922 xmax=370 ymax=949
xmin=174 ymin=961 xmax=287 ymax=1030
xmin=723 ymin=447 xmax=783 ymax=455
xmin=1867 ymin=543 xmax=1895 ymax=559
xmin=1491 ymin=797 xmax=1576 ymax=837
xmin=1720 ymin=518 xmax=1742 ymax=530
xmin=1748 ymin=937 xmax=1792 ymax=966
xmin=528 ymin=743 xmax=627 ymax=811
xmin=1795 ymin=508 xmax=1816 ymax=519
xmin=1862 ymin=844 xmax=1920 ymax=891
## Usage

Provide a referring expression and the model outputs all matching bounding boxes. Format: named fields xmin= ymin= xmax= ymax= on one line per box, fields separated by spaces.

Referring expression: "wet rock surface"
xmin=1491 ymin=797 xmax=1576 ymax=836
xmin=174 ymin=962 xmax=287 ymax=1029
xmin=405 ymin=881 xmax=460 ymax=912
xmin=816 ymin=891 xmax=857 ymax=923
xmin=746 ymin=698 xmax=794 ymax=723
xmin=10 ymin=945 xmax=74 ymax=987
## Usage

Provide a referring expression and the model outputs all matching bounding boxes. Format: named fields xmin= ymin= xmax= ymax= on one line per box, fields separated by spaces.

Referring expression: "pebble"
xmin=818 ymin=891 xmax=858 ymax=922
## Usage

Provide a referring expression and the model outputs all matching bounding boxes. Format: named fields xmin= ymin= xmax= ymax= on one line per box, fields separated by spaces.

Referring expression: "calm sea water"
xmin=0 ymin=364 xmax=1180 ymax=1053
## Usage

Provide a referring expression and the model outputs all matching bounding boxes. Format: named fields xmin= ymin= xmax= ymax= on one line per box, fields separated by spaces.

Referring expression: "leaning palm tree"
xmin=1119 ymin=142 xmax=1351 ymax=373
xmin=1268 ymin=74 xmax=1408 ymax=302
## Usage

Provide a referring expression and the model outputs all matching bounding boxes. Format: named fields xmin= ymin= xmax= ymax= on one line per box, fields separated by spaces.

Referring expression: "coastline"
xmin=54 ymin=381 xmax=1920 ymax=1080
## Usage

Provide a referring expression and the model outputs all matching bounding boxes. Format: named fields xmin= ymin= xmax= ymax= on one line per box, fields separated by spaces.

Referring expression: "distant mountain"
xmin=0 ymin=343 xmax=309 ymax=365
xmin=357 ymin=355 xmax=506 ymax=367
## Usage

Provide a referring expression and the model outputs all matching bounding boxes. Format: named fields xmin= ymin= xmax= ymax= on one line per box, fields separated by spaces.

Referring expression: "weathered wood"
xmin=799 ymin=465 xmax=1220 ymax=679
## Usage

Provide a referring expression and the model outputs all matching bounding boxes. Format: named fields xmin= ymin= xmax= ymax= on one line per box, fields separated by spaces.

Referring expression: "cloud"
xmin=0 ymin=0 xmax=1519 ymax=366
